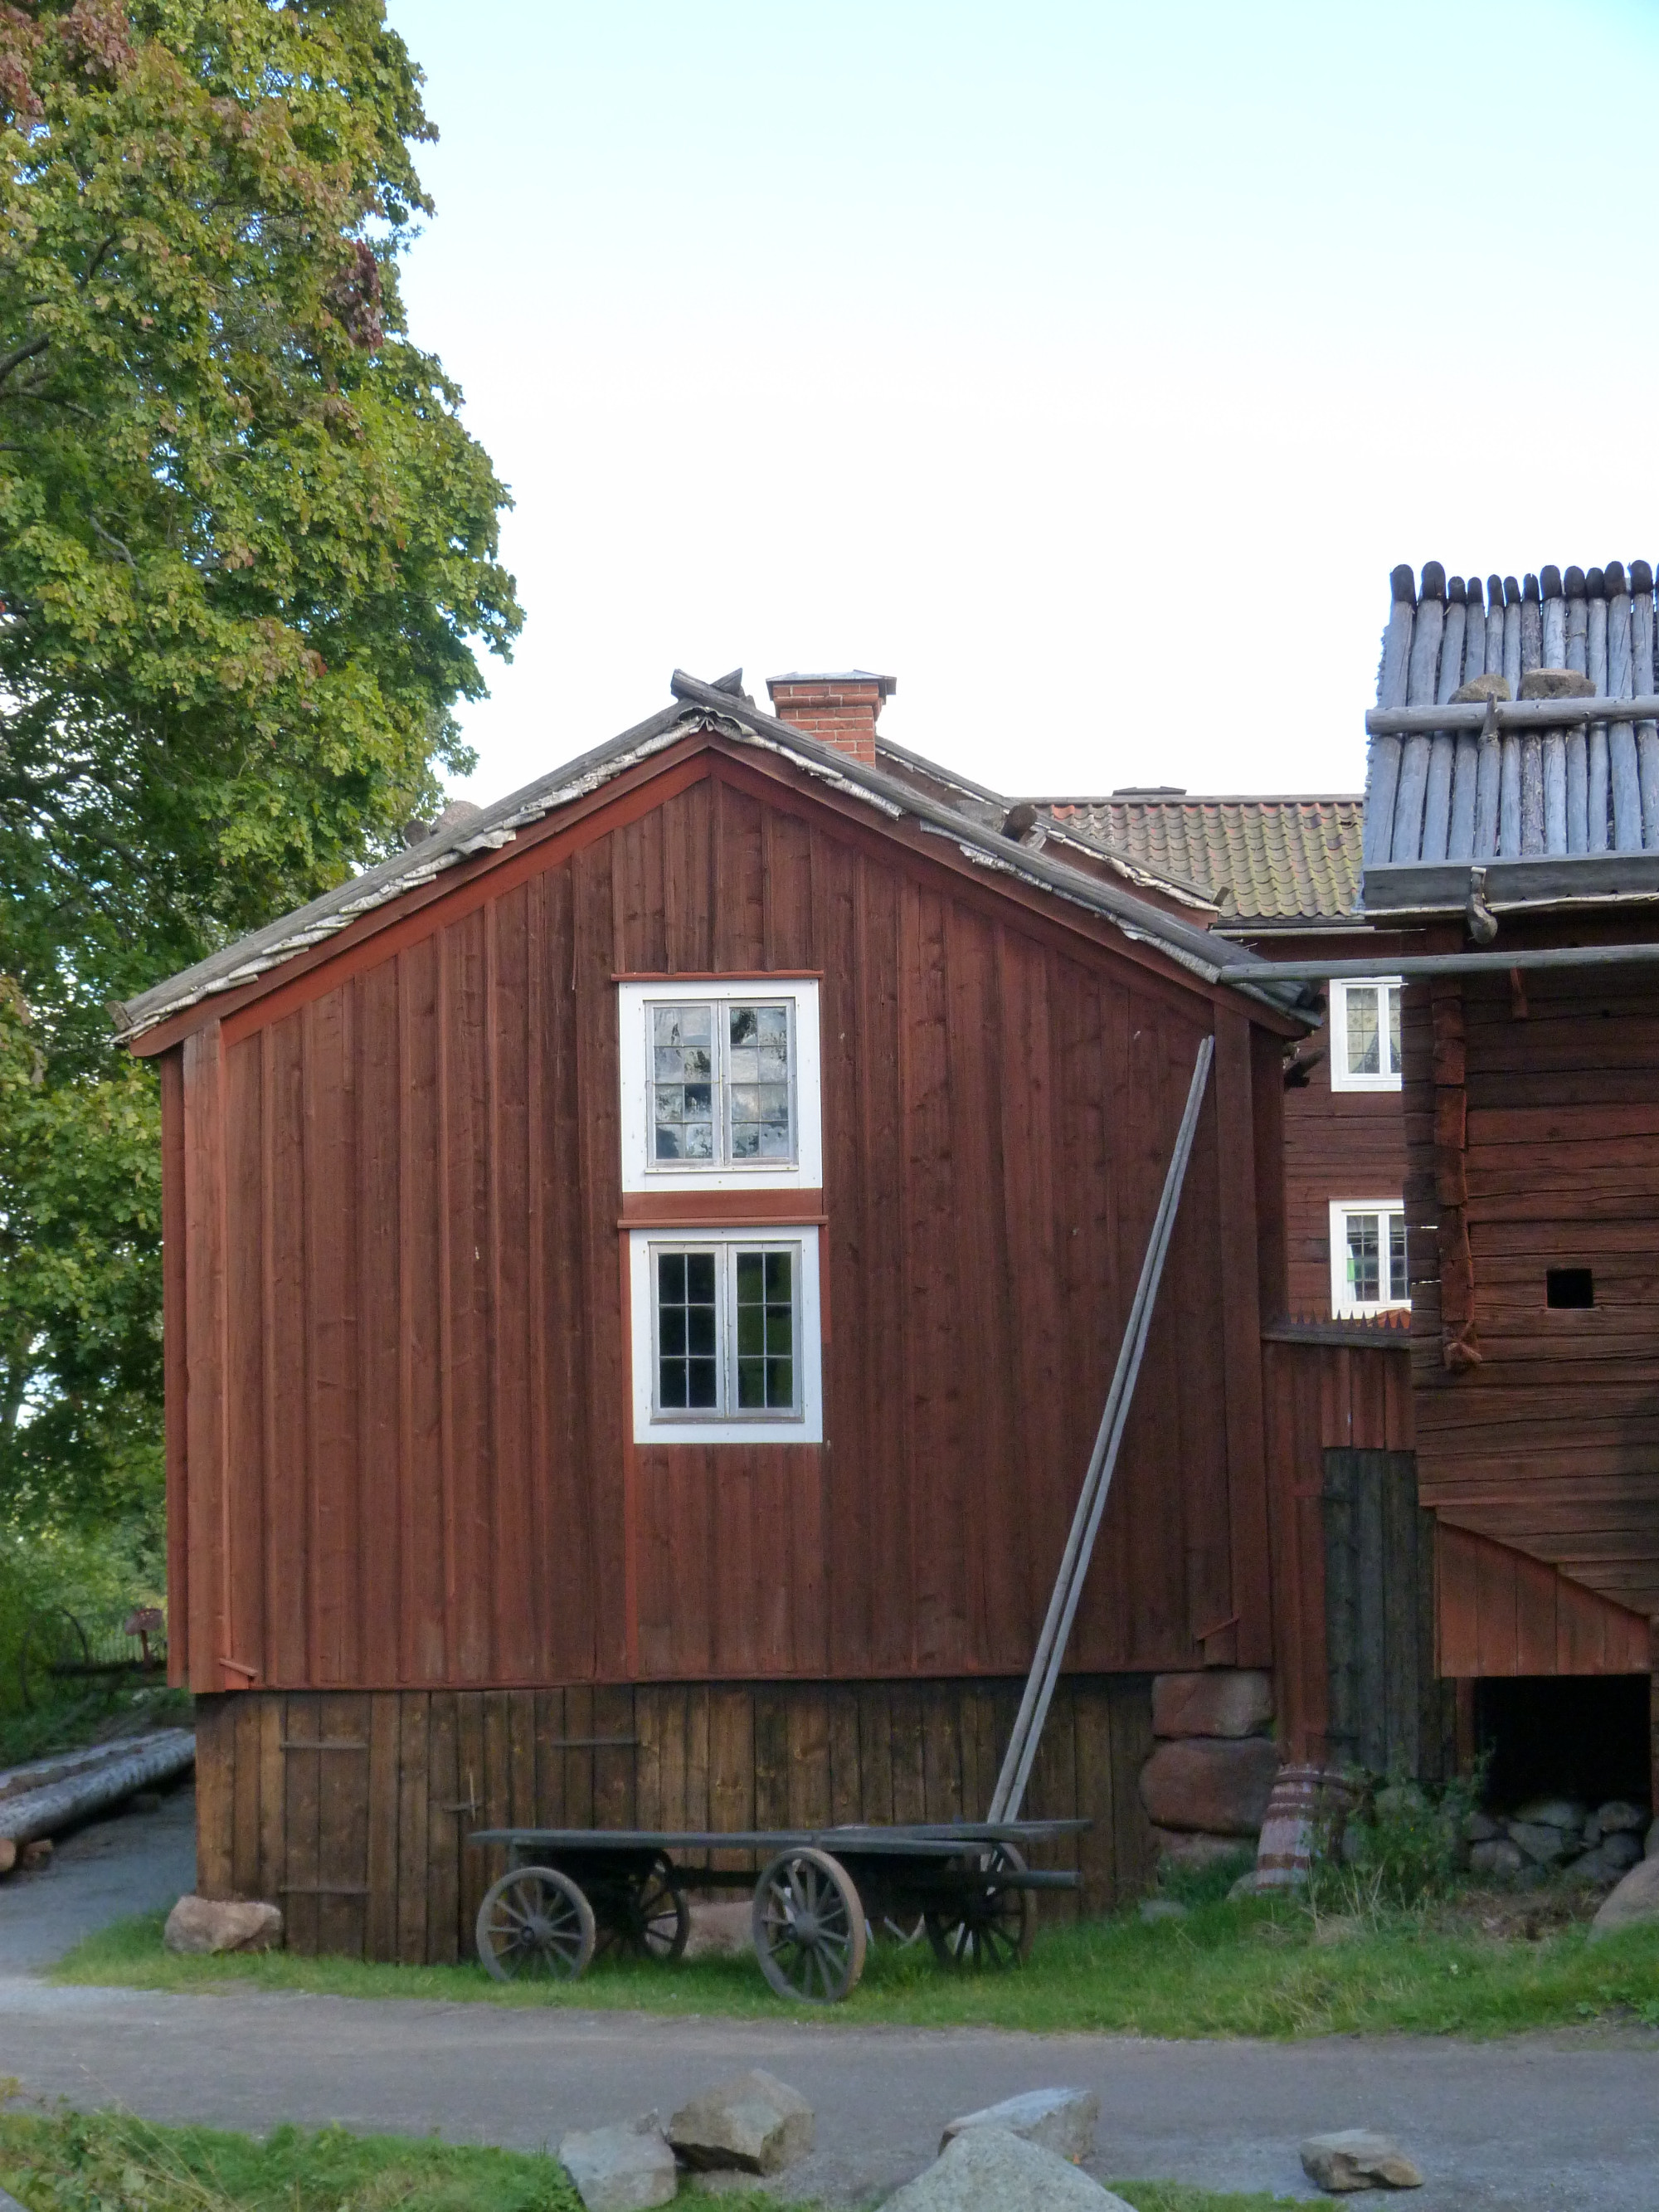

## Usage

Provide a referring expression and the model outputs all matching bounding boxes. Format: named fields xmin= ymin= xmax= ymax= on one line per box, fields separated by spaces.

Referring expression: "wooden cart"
xmin=466 ymin=1820 xmax=1086 ymax=2004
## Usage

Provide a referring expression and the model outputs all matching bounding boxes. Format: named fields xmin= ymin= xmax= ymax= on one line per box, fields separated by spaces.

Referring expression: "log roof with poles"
xmin=1362 ymin=558 xmax=1659 ymax=916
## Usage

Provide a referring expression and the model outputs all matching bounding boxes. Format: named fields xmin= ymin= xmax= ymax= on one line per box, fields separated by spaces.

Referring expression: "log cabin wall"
xmin=193 ymin=1677 xmax=1159 ymax=1961
xmin=162 ymin=744 xmax=1283 ymax=1703
xmin=1402 ymin=937 xmax=1659 ymax=1629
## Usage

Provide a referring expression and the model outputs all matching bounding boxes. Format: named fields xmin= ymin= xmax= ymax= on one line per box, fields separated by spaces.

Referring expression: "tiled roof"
xmin=1039 ymin=796 xmax=1364 ymax=924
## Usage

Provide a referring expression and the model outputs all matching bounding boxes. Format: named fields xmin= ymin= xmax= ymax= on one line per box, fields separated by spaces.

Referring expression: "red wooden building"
xmin=1349 ymin=559 xmax=1658 ymax=1805
xmin=1037 ymin=791 xmax=1410 ymax=1323
xmin=119 ymin=668 xmax=1321 ymax=1957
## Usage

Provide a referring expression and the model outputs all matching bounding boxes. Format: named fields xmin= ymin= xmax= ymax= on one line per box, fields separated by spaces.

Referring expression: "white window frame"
xmin=1329 ymin=976 xmax=1404 ymax=1092
xmin=618 ymin=979 xmax=823 ymax=1192
xmin=1329 ymin=1200 xmax=1409 ymax=1318
xmin=629 ymin=1226 xmax=823 ymax=1444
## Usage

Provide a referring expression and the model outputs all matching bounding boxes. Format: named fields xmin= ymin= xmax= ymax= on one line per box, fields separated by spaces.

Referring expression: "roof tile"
xmin=1041 ymin=797 xmax=1363 ymax=923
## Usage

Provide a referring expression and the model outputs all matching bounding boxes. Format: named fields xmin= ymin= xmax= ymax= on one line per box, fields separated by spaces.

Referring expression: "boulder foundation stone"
xmin=1588 ymin=1853 xmax=1659 ymax=1941
xmin=1139 ymin=1737 xmax=1280 ymax=1835
xmin=1300 ymin=2131 xmax=1424 ymax=2191
xmin=163 ymin=1895 xmax=284 ymax=1955
xmin=557 ymin=2115 xmax=678 ymax=2212
xmin=1151 ymin=1670 xmax=1273 ymax=1740
xmin=939 ymin=2087 xmax=1099 ymax=2162
xmin=667 ymin=2069 xmax=813 ymax=2176
xmin=880 ymin=2127 xmax=1132 ymax=2210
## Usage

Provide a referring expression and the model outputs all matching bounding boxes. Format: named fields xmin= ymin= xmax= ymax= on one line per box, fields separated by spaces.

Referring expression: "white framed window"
xmin=628 ymin=1227 xmax=823 ymax=1443
xmin=618 ymin=980 xmax=822 ymax=1192
xmin=1329 ymin=977 xmax=1404 ymax=1091
xmin=1330 ymin=1201 xmax=1409 ymax=1317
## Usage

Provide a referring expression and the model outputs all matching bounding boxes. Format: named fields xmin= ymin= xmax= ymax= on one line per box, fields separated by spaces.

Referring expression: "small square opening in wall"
xmin=1546 ymin=1268 xmax=1594 ymax=1309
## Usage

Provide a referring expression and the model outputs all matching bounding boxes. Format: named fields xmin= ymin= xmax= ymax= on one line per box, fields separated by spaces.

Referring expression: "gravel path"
xmin=0 ymin=1795 xmax=1655 ymax=2207
xmin=2 ymin=1973 xmax=1656 ymax=2209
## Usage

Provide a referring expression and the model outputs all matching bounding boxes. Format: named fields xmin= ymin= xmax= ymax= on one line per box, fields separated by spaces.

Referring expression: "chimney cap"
xmin=766 ymin=670 xmax=897 ymax=700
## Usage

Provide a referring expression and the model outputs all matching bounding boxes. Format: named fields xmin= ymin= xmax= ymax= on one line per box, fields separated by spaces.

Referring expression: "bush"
xmin=1309 ymin=1768 xmax=1482 ymax=1916
xmin=0 ymin=1517 xmax=173 ymax=1763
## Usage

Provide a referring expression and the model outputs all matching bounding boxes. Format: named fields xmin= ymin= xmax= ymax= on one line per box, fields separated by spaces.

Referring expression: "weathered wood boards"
xmin=194 ymin=1678 xmax=1156 ymax=1961
xmin=167 ymin=748 xmax=1282 ymax=1696
xmin=1403 ymin=954 xmax=1659 ymax=1620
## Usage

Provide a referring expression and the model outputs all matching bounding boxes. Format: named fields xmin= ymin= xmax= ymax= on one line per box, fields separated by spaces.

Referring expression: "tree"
xmin=0 ymin=0 xmax=522 ymax=1527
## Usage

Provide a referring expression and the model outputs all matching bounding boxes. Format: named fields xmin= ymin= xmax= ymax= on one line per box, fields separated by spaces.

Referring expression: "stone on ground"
xmin=1139 ymin=1896 xmax=1190 ymax=1922
xmin=1595 ymin=1800 xmax=1647 ymax=1834
xmin=1588 ymin=1853 xmax=1659 ymax=1941
xmin=1564 ymin=1834 xmax=1642 ymax=1885
xmin=1300 ymin=2130 xmax=1424 ymax=2191
xmin=881 ymin=2127 xmax=1131 ymax=2210
xmin=558 ymin=2114 xmax=677 ymax=2212
xmin=1150 ymin=1670 xmax=1273 ymax=1740
xmin=163 ymin=1895 xmax=283 ymax=1955
xmin=0 ymin=1838 xmax=15 ymax=1876
xmin=1506 ymin=1820 xmax=1572 ymax=1866
xmin=1139 ymin=1737 xmax=1280 ymax=1834
xmin=668 ymin=2068 xmax=813 ymax=2175
xmin=1512 ymin=1796 xmax=1585 ymax=1834
xmin=1469 ymin=1837 xmax=1522 ymax=1878
xmin=940 ymin=2086 xmax=1098 ymax=2161
xmin=680 ymin=1900 xmax=752 ymax=1959
xmin=1646 ymin=1816 xmax=1658 ymax=1859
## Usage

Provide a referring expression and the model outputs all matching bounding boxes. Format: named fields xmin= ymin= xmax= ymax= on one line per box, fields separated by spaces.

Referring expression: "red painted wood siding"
xmin=1404 ymin=950 xmax=1659 ymax=1622
xmin=171 ymin=750 xmax=1284 ymax=1692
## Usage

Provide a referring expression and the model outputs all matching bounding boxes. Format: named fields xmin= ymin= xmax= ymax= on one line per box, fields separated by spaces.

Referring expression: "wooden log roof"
xmin=1363 ymin=559 xmax=1659 ymax=915
xmin=113 ymin=670 xmax=1311 ymax=1043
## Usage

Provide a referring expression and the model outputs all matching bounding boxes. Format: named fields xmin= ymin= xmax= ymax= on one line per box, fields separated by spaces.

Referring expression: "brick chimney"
xmin=766 ymin=671 xmax=896 ymax=766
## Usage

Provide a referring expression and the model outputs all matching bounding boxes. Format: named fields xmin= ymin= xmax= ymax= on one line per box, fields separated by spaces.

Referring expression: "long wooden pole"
xmin=986 ymin=1036 xmax=1214 ymax=1825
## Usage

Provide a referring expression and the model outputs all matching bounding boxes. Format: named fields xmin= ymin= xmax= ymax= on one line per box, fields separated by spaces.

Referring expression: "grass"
xmin=54 ymin=1883 xmax=1659 ymax=2041
xmin=0 ymin=2102 xmax=1316 ymax=2212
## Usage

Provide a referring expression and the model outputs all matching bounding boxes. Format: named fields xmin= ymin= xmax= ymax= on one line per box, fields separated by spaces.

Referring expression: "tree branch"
xmin=0 ymin=334 xmax=48 ymax=385
xmin=86 ymin=515 xmax=137 ymax=572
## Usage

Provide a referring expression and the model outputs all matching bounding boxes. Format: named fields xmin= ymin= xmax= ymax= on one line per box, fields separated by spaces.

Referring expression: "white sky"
xmin=386 ymin=0 xmax=1659 ymax=808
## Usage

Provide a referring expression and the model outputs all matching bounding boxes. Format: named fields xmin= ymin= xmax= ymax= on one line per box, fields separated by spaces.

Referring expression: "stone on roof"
xmin=1039 ymin=796 xmax=1363 ymax=924
xmin=1362 ymin=560 xmax=1659 ymax=909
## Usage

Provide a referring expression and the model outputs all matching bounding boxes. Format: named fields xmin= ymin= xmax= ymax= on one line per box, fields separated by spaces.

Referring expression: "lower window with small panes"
xmin=1328 ymin=1199 xmax=1408 ymax=1318
xmin=628 ymin=1227 xmax=823 ymax=1442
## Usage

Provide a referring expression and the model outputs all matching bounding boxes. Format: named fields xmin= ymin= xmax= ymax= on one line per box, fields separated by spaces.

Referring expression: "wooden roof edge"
xmin=114 ymin=674 xmax=1314 ymax=1045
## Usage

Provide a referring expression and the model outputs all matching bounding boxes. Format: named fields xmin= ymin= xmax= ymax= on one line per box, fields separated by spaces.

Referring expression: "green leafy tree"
xmin=0 ymin=0 xmax=521 ymax=1528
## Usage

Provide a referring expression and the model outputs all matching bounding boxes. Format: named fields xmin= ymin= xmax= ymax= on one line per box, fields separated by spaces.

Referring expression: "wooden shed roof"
xmin=1362 ymin=559 xmax=1659 ymax=915
xmin=114 ymin=670 xmax=1311 ymax=1042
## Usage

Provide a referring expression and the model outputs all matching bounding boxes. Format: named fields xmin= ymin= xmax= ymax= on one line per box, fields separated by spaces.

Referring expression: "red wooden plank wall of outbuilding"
xmin=173 ymin=752 xmax=1278 ymax=1693
xmin=1262 ymin=1331 xmax=1413 ymax=1761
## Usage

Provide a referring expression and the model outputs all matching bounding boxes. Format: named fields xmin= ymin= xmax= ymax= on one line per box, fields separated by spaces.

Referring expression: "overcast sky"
xmin=385 ymin=0 xmax=1659 ymax=809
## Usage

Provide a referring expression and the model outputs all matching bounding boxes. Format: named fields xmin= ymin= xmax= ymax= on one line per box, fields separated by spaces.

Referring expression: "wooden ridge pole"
xmin=986 ymin=1035 xmax=1214 ymax=1825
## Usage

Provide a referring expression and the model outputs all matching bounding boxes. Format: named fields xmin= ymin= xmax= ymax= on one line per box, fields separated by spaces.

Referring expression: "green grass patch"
xmin=54 ymin=1890 xmax=1659 ymax=2039
xmin=0 ymin=2105 xmax=1303 ymax=2212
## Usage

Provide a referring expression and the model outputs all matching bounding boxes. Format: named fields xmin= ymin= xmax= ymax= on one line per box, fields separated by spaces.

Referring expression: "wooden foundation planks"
xmin=201 ymin=1677 xmax=1165 ymax=1960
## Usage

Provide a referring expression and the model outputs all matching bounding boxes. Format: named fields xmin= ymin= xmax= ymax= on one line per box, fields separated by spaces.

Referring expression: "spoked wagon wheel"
xmin=925 ymin=1841 xmax=1034 ymax=1971
xmin=475 ymin=1865 xmax=596 ymax=1983
xmin=595 ymin=1853 xmax=689 ymax=1964
xmin=752 ymin=1846 xmax=867 ymax=2005
xmin=18 ymin=1606 xmax=89 ymax=1711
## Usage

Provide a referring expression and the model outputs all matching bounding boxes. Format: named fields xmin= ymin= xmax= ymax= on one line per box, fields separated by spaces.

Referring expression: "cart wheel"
xmin=752 ymin=1846 xmax=867 ymax=2004
xmin=925 ymin=1840 xmax=1034 ymax=1971
xmin=475 ymin=1865 xmax=596 ymax=1982
xmin=18 ymin=1607 xmax=89 ymax=1712
xmin=596 ymin=1853 xmax=689 ymax=1964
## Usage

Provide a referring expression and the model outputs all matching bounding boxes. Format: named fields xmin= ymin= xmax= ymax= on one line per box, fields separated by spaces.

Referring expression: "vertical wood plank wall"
xmin=1403 ymin=953 xmax=1659 ymax=1621
xmin=194 ymin=1678 xmax=1159 ymax=1961
xmin=1262 ymin=1333 xmax=1413 ymax=1761
xmin=175 ymin=752 xmax=1277 ymax=1694
xmin=1436 ymin=1523 xmax=1653 ymax=1678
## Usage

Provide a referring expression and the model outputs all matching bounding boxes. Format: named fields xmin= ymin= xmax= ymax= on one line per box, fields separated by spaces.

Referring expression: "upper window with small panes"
xmin=1329 ymin=977 xmax=1403 ymax=1092
xmin=616 ymin=980 xmax=823 ymax=1191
